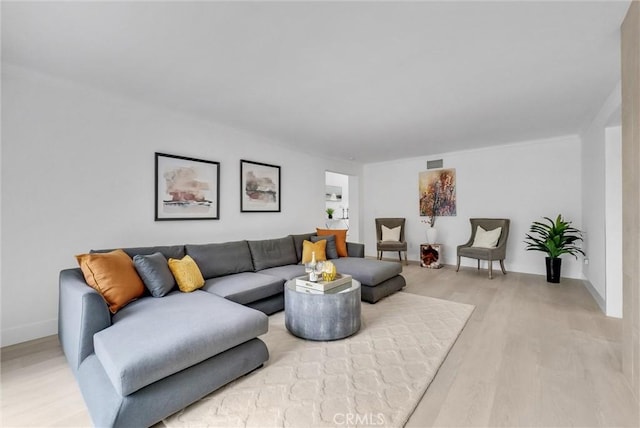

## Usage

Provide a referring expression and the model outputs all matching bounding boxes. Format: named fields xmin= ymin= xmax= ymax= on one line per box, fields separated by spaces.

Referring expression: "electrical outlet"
xmin=584 ymin=258 xmax=589 ymax=265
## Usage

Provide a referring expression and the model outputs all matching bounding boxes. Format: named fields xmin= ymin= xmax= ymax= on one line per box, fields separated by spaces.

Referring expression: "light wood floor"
xmin=2 ymin=264 xmax=638 ymax=427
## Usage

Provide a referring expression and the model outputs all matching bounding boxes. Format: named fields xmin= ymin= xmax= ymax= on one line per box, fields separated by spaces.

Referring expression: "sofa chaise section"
xmin=77 ymin=338 xmax=267 ymax=428
xmin=93 ymin=290 xmax=268 ymax=396
xmin=332 ymin=257 xmax=406 ymax=303
xmin=290 ymin=232 xmax=405 ymax=303
xmin=58 ymin=267 xmax=269 ymax=428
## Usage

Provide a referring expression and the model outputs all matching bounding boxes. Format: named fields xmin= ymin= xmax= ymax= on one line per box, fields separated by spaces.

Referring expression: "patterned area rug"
xmin=164 ymin=292 xmax=474 ymax=428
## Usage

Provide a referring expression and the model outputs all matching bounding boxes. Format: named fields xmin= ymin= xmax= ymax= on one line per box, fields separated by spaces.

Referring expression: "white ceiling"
xmin=2 ymin=1 xmax=631 ymax=163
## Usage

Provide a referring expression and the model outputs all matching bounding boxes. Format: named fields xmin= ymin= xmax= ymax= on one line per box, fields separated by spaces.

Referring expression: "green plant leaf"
xmin=523 ymin=214 xmax=584 ymax=259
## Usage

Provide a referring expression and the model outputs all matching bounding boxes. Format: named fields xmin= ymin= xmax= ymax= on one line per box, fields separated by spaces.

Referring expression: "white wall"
xmin=580 ymin=82 xmax=622 ymax=317
xmin=348 ymin=175 xmax=360 ymax=243
xmin=0 ymin=64 xmax=362 ymax=346
xmin=362 ymin=136 xmax=584 ymax=278
xmin=605 ymin=126 xmax=623 ymax=318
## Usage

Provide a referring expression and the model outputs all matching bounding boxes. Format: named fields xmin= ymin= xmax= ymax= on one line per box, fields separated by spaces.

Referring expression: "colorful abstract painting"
xmin=155 ymin=153 xmax=220 ymax=220
xmin=241 ymin=160 xmax=281 ymax=212
xmin=419 ymin=168 xmax=456 ymax=217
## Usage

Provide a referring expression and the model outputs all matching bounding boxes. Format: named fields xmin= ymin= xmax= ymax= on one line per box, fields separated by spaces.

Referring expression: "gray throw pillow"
xmin=133 ymin=252 xmax=175 ymax=297
xmin=311 ymin=235 xmax=339 ymax=259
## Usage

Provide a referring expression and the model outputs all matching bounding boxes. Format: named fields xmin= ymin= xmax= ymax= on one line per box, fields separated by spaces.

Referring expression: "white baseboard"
xmin=583 ymin=280 xmax=606 ymax=315
xmin=1 ymin=318 xmax=57 ymax=347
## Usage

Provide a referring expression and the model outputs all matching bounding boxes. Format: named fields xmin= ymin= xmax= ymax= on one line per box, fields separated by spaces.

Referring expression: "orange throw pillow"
xmin=316 ymin=228 xmax=348 ymax=257
xmin=76 ymin=249 xmax=145 ymax=313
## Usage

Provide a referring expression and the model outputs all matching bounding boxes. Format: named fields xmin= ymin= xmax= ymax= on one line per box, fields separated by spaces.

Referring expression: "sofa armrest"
xmin=346 ymin=242 xmax=365 ymax=258
xmin=58 ymin=268 xmax=111 ymax=374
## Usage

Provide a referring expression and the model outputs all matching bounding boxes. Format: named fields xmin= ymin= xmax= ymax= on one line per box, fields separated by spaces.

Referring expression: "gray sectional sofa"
xmin=59 ymin=232 xmax=405 ymax=427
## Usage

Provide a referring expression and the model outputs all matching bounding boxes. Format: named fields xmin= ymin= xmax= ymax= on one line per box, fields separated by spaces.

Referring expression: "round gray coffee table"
xmin=284 ymin=278 xmax=361 ymax=341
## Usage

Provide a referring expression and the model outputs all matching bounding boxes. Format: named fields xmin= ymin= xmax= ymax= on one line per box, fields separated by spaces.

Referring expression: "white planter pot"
xmin=426 ymin=227 xmax=438 ymax=244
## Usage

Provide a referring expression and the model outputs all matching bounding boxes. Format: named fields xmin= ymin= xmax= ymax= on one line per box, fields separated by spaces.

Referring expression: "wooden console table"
xmin=420 ymin=243 xmax=442 ymax=269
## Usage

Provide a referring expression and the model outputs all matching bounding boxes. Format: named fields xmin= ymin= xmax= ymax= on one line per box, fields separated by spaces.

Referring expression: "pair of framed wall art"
xmin=155 ymin=152 xmax=280 ymax=221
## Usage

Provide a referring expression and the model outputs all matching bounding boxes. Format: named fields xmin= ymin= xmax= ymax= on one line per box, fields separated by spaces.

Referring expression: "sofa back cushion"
xmin=186 ymin=241 xmax=254 ymax=278
xmin=290 ymin=233 xmax=316 ymax=262
xmin=248 ymin=237 xmax=298 ymax=271
xmin=92 ymin=245 xmax=185 ymax=260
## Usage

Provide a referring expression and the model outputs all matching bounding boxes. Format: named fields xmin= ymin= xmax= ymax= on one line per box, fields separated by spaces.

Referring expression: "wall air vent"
xmin=426 ymin=159 xmax=443 ymax=169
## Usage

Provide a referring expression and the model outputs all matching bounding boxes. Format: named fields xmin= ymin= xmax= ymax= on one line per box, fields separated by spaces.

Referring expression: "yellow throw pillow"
xmin=317 ymin=228 xmax=348 ymax=257
xmin=168 ymin=255 xmax=205 ymax=292
xmin=301 ymin=239 xmax=327 ymax=264
xmin=75 ymin=249 xmax=145 ymax=314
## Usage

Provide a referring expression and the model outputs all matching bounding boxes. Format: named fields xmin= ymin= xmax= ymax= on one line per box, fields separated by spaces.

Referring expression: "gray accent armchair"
xmin=375 ymin=218 xmax=408 ymax=265
xmin=456 ymin=218 xmax=510 ymax=279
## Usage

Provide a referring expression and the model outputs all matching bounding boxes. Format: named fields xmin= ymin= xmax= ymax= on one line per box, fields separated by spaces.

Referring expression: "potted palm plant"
xmin=326 ymin=208 xmax=335 ymax=219
xmin=524 ymin=214 xmax=585 ymax=283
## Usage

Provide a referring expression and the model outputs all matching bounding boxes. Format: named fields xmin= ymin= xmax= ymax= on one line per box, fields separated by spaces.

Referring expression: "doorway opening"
xmin=325 ymin=171 xmax=358 ymax=242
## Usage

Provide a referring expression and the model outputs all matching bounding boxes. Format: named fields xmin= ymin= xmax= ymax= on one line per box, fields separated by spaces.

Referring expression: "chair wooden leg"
xmin=500 ymin=259 xmax=507 ymax=275
xmin=398 ymin=251 xmax=402 ymax=263
xmin=477 ymin=260 xmax=480 ymax=270
xmin=377 ymin=251 xmax=381 ymax=260
xmin=488 ymin=260 xmax=493 ymax=279
xmin=456 ymin=256 xmax=461 ymax=272
xmin=404 ymin=251 xmax=408 ymax=266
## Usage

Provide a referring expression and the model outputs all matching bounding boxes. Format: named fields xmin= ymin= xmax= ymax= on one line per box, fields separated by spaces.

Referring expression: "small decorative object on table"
xmin=295 ymin=273 xmax=352 ymax=293
xmin=305 ymin=251 xmax=318 ymax=281
xmin=312 ymin=261 xmax=325 ymax=282
xmin=322 ymin=261 xmax=337 ymax=281
xmin=420 ymin=243 xmax=442 ymax=269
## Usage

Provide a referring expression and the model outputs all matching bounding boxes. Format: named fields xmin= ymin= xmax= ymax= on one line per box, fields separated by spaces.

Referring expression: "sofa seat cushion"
xmin=259 ymin=264 xmax=307 ymax=281
xmin=458 ymin=246 xmax=498 ymax=259
xmin=202 ymin=272 xmax=284 ymax=305
xmin=93 ymin=291 xmax=268 ymax=396
xmin=377 ymin=240 xmax=407 ymax=250
xmin=331 ymin=257 xmax=402 ymax=286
